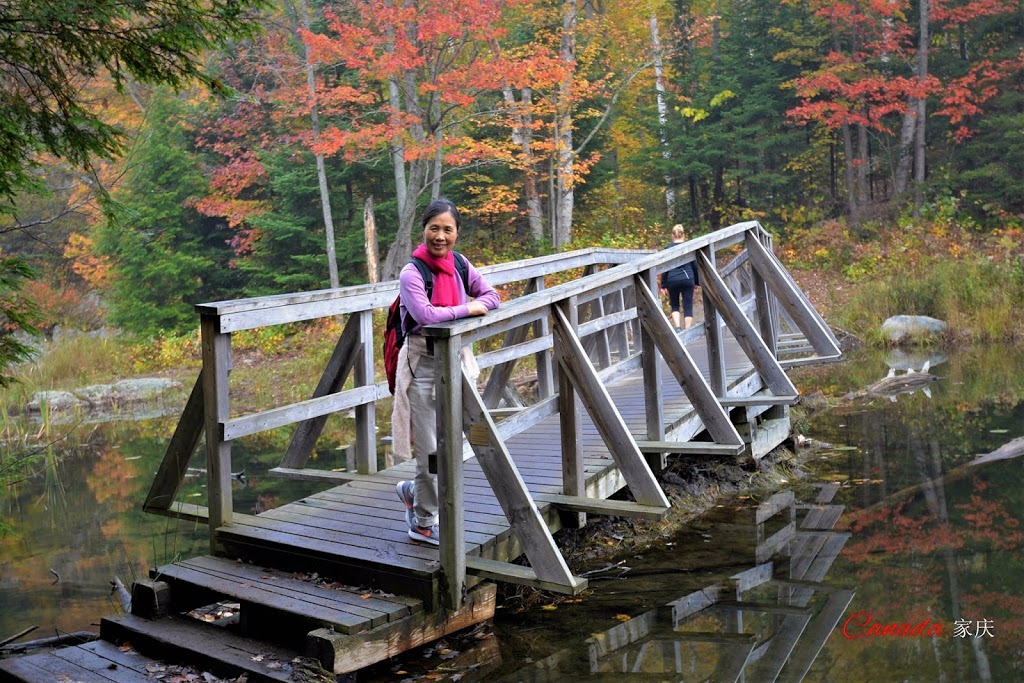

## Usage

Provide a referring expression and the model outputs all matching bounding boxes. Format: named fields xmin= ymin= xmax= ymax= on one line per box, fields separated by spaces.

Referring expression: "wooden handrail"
xmin=148 ymin=219 xmax=841 ymax=605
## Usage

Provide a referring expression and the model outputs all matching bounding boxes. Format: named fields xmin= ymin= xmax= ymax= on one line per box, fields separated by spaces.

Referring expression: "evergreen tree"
xmin=95 ymin=94 xmax=244 ymax=335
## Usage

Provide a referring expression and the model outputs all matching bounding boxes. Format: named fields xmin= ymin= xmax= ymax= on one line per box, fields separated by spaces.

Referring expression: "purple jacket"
xmin=399 ymin=257 xmax=500 ymax=334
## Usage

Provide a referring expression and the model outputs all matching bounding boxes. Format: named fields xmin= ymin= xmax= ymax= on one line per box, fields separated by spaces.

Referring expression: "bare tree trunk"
xmin=841 ymin=122 xmax=858 ymax=222
xmin=650 ymin=11 xmax=675 ymax=222
xmin=491 ymin=35 xmax=545 ymax=242
xmin=520 ymin=88 xmax=545 ymax=242
xmin=894 ymin=0 xmax=930 ymax=212
xmin=364 ymin=196 xmax=379 ymax=283
xmin=912 ymin=0 xmax=929 ymax=214
xmin=431 ymin=91 xmax=443 ymax=201
xmin=381 ymin=0 xmax=430 ymax=279
xmin=894 ymin=109 xmax=916 ymax=197
xmin=857 ymin=122 xmax=869 ymax=210
xmin=554 ymin=0 xmax=578 ymax=248
xmin=298 ymin=0 xmax=339 ymax=288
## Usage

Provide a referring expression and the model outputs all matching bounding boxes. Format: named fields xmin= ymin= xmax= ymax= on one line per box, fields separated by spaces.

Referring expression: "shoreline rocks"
xmin=27 ymin=378 xmax=183 ymax=418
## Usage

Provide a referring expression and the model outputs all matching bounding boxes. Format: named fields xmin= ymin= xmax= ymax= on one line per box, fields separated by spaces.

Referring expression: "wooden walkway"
xmin=0 ymin=221 xmax=842 ymax=680
xmin=213 ymin=335 xmax=766 ymax=604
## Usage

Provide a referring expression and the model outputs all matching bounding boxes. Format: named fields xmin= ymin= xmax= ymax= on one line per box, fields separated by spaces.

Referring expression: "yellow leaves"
xmin=614 ymin=613 xmax=632 ymax=622
xmin=679 ymin=89 xmax=735 ymax=122
xmin=709 ymin=89 xmax=736 ymax=107
xmin=679 ymin=106 xmax=709 ymax=122
xmin=541 ymin=604 xmax=558 ymax=611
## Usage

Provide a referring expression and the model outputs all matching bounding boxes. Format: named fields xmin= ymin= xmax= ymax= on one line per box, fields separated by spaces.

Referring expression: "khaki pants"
xmin=406 ymin=335 xmax=439 ymax=527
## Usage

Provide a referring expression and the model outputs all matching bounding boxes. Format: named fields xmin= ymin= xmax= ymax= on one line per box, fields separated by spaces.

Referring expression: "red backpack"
xmin=384 ymin=252 xmax=469 ymax=394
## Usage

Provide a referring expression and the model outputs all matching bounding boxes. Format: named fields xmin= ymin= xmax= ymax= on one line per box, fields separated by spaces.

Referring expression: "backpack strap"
xmin=452 ymin=250 xmax=470 ymax=292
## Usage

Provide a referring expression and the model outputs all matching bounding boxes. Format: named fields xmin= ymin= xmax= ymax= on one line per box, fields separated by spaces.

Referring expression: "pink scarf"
xmin=413 ymin=244 xmax=460 ymax=306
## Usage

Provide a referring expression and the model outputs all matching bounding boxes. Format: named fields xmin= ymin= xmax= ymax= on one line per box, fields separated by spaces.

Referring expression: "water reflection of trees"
xmin=819 ymin=355 xmax=1024 ymax=679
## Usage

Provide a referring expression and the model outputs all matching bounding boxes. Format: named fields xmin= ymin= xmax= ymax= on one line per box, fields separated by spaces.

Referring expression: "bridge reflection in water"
xmin=493 ymin=485 xmax=852 ymax=682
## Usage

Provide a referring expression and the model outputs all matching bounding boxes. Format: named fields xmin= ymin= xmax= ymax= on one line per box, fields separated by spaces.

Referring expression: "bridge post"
xmin=200 ymin=314 xmax=233 ymax=552
xmin=434 ymin=333 xmax=466 ymax=610
xmin=700 ymin=245 xmax=727 ymax=396
xmin=532 ymin=276 xmax=556 ymax=400
xmin=747 ymin=232 xmax=777 ymax=357
xmin=638 ymin=268 xmax=665 ymax=470
xmin=353 ymin=310 xmax=377 ymax=473
xmin=555 ymin=298 xmax=585 ymax=529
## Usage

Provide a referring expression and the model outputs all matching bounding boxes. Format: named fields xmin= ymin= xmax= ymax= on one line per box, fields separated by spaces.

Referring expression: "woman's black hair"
xmin=421 ymin=198 xmax=461 ymax=229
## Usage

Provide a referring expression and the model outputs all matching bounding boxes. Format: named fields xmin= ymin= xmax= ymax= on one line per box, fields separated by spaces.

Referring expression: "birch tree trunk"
xmin=554 ymin=0 xmax=577 ymax=248
xmin=912 ymin=0 xmax=929 ymax=214
xmin=504 ymin=87 xmax=545 ymax=242
xmin=841 ymin=122 xmax=858 ymax=222
xmin=894 ymin=0 xmax=930 ymax=211
xmin=894 ymin=109 xmax=917 ymax=197
xmin=298 ymin=0 xmax=339 ymax=288
xmin=364 ymin=196 xmax=379 ymax=283
xmin=650 ymin=11 xmax=675 ymax=222
xmin=381 ymin=0 xmax=430 ymax=280
xmin=857 ymin=122 xmax=870 ymax=210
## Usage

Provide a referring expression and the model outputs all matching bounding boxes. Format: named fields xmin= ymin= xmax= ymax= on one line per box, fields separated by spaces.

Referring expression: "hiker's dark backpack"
xmin=384 ymin=252 xmax=470 ymax=394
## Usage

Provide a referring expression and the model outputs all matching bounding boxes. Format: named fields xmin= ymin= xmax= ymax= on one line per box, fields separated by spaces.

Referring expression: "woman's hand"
xmin=466 ymin=301 xmax=489 ymax=316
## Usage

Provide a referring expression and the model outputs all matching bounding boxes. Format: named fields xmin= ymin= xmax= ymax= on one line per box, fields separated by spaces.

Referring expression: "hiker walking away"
xmin=659 ymin=224 xmax=700 ymax=331
xmin=393 ymin=198 xmax=500 ymax=545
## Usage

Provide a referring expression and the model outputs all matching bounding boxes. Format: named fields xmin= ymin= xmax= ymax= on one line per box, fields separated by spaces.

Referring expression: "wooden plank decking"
xmin=213 ymin=334 xmax=770 ymax=607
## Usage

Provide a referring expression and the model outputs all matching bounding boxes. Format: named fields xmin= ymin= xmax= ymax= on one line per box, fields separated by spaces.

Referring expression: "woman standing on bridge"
xmin=659 ymin=224 xmax=700 ymax=331
xmin=394 ymin=199 xmax=500 ymax=545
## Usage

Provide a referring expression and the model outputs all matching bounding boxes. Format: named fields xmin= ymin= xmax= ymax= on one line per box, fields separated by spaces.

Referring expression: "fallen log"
xmin=0 ymin=626 xmax=37 ymax=648
xmin=858 ymin=436 xmax=1024 ymax=514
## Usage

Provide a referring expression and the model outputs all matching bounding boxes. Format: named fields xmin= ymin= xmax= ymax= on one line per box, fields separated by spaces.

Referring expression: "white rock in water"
xmin=880 ymin=315 xmax=947 ymax=344
xmin=27 ymin=390 xmax=82 ymax=412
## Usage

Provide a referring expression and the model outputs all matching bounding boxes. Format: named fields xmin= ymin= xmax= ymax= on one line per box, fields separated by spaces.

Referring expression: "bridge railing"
xmin=144 ymin=220 xmax=840 ymax=608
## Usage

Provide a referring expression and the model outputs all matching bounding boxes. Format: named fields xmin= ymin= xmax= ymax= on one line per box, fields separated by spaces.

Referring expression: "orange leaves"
xmin=65 ymin=233 xmax=112 ymax=289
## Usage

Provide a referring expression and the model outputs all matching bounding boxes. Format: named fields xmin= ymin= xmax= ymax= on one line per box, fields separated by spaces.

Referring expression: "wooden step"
xmin=144 ymin=555 xmax=423 ymax=642
xmin=0 ymin=640 xmax=156 ymax=683
xmin=100 ymin=613 xmax=317 ymax=683
xmin=214 ymin=520 xmax=441 ymax=608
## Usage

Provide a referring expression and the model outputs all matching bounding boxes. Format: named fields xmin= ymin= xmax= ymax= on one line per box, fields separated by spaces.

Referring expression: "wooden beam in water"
xmin=532 ymin=493 xmax=669 ymax=521
xmin=634 ymin=440 xmax=744 ymax=456
xmin=719 ymin=393 xmax=798 ymax=407
xmin=464 ymin=556 xmax=587 ymax=595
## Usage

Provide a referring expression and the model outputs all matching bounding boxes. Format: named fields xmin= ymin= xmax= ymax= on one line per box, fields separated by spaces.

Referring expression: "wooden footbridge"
xmin=0 ymin=221 xmax=841 ymax=681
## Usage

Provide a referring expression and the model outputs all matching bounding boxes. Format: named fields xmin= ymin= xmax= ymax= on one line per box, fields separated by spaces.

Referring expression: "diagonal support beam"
xmin=551 ymin=307 xmax=670 ymax=508
xmin=696 ymin=252 xmax=798 ymax=398
xmin=281 ymin=313 xmax=363 ymax=469
xmin=462 ymin=375 xmax=585 ymax=593
xmin=633 ymin=278 xmax=743 ymax=446
xmin=144 ymin=372 xmax=205 ymax=512
xmin=745 ymin=234 xmax=841 ymax=357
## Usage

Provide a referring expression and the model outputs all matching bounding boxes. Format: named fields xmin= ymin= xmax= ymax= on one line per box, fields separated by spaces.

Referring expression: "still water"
xmin=2 ymin=344 xmax=1022 ymax=681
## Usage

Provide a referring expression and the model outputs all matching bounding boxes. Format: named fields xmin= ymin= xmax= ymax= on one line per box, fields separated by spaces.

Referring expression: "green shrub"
xmin=835 ymin=255 xmax=1024 ymax=344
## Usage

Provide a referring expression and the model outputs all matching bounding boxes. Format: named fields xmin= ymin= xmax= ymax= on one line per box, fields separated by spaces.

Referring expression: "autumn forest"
xmin=3 ymin=0 xmax=1023 ymax=341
